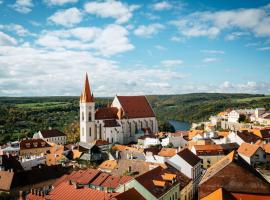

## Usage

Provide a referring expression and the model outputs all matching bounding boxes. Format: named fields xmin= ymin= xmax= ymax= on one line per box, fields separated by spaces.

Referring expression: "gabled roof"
xmin=177 ymin=148 xmax=201 ymax=167
xmin=40 ymin=129 xmax=66 ymax=138
xmin=194 ymin=143 xmax=238 ymax=156
xmin=135 ymin=166 xmax=178 ymax=198
xmin=201 ymin=188 xmax=236 ymax=200
xmin=0 ymin=170 xmax=14 ymax=191
xmin=99 ymin=160 xmax=118 ymax=170
xmin=199 ymin=151 xmax=270 ymax=199
xmin=90 ymin=172 xmax=110 ymax=186
xmin=48 ymin=181 xmax=116 ymax=200
xmin=101 ymin=175 xmax=132 ymax=189
xmin=95 ymin=107 xmax=118 ymax=120
xmin=80 ymin=73 xmax=94 ymax=103
xmin=113 ymin=188 xmax=146 ymax=200
xmin=20 ymin=139 xmax=51 ymax=150
xmin=116 ymin=96 xmax=155 ymax=118
xmin=238 ymin=143 xmax=262 ymax=157
xmin=158 ymin=148 xmax=177 ymax=157
xmin=236 ymin=131 xmax=260 ymax=143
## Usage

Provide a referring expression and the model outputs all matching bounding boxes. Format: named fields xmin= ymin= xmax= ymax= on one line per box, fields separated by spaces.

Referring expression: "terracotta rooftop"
xmin=48 ymin=181 xmax=116 ymax=200
xmin=177 ymin=148 xmax=201 ymax=167
xmin=193 ymin=143 xmax=238 ymax=156
xmin=252 ymin=129 xmax=270 ymax=139
xmin=95 ymin=139 xmax=110 ymax=146
xmin=113 ymin=188 xmax=146 ymax=200
xmin=199 ymin=151 xmax=270 ymax=199
xmin=236 ymin=131 xmax=261 ymax=143
xmin=135 ymin=166 xmax=178 ymax=198
xmin=90 ymin=172 xmax=110 ymax=186
xmin=101 ymin=175 xmax=132 ymax=189
xmin=158 ymin=148 xmax=177 ymax=157
xmin=237 ymin=143 xmax=262 ymax=157
xmin=95 ymin=107 xmax=118 ymax=120
xmin=99 ymin=160 xmax=118 ymax=170
xmin=80 ymin=73 xmax=94 ymax=103
xmin=20 ymin=139 xmax=51 ymax=150
xmin=116 ymin=96 xmax=155 ymax=118
xmin=0 ymin=170 xmax=14 ymax=191
xmin=40 ymin=129 xmax=66 ymax=138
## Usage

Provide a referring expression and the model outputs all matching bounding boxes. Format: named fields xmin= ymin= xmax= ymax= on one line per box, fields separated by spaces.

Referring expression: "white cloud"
xmin=44 ymin=0 xmax=78 ymax=6
xmin=225 ymin=32 xmax=249 ymax=41
xmin=134 ymin=23 xmax=164 ymax=37
xmin=0 ymin=24 xmax=33 ymax=37
xmin=201 ymin=49 xmax=225 ymax=54
xmin=155 ymin=45 xmax=166 ymax=51
xmin=171 ymin=4 xmax=270 ymax=39
xmin=48 ymin=7 xmax=83 ymax=27
xmin=0 ymin=31 xmax=17 ymax=46
xmin=161 ymin=59 xmax=183 ymax=67
xmin=256 ymin=46 xmax=270 ymax=51
xmin=36 ymin=24 xmax=134 ymax=56
xmin=11 ymin=0 xmax=33 ymax=13
xmin=202 ymin=57 xmax=219 ymax=63
xmin=152 ymin=1 xmax=172 ymax=11
xmin=0 ymin=44 xmax=189 ymax=96
xmin=84 ymin=0 xmax=139 ymax=24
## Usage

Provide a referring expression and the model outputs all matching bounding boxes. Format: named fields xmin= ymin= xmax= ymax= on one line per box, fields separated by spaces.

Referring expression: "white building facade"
xmin=79 ymin=73 xmax=158 ymax=145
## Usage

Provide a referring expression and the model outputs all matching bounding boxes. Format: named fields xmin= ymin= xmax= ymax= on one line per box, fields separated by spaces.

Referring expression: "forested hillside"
xmin=0 ymin=93 xmax=269 ymax=143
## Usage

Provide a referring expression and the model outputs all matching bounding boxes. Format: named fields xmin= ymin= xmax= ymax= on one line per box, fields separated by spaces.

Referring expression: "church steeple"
xmin=80 ymin=73 xmax=94 ymax=103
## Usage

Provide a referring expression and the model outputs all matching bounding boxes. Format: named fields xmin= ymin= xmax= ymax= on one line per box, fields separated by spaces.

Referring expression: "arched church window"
xmin=82 ymin=112 xmax=84 ymax=121
xmin=89 ymin=112 xmax=92 ymax=121
xmin=89 ymin=127 xmax=91 ymax=137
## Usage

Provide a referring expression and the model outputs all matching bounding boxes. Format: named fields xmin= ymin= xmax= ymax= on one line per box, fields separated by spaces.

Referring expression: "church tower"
xmin=80 ymin=73 xmax=95 ymax=143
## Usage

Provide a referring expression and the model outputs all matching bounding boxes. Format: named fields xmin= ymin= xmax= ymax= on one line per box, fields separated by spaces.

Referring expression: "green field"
xmin=16 ymin=102 xmax=71 ymax=109
xmin=0 ymin=93 xmax=269 ymax=143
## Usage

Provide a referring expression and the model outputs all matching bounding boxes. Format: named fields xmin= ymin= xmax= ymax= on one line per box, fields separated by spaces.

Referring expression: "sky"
xmin=0 ymin=0 xmax=270 ymax=97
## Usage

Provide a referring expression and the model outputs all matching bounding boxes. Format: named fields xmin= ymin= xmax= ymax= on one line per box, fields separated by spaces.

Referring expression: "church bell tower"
xmin=80 ymin=73 xmax=95 ymax=143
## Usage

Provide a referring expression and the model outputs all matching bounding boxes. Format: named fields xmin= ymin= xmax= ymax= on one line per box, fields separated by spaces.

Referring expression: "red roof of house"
xmin=40 ymin=129 xmax=66 ymax=138
xmin=48 ymin=181 xmax=117 ymax=200
xmin=95 ymin=107 xmax=118 ymax=120
xmin=113 ymin=188 xmax=146 ymax=200
xmin=90 ymin=172 xmax=110 ymax=186
xmin=117 ymin=96 xmax=155 ymax=118
xmin=20 ymin=139 xmax=51 ymax=150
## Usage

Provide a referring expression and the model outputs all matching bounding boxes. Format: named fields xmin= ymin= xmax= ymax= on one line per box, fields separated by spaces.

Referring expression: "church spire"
xmin=80 ymin=73 xmax=94 ymax=103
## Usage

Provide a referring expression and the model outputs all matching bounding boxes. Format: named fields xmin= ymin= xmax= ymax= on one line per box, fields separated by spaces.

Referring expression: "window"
xmin=89 ymin=127 xmax=91 ymax=137
xmin=82 ymin=112 xmax=84 ymax=121
xmin=112 ymin=137 xmax=113 ymax=143
xmin=128 ymin=166 xmax=131 ymax=172
xmin=88 ymin=112 xmax=92 ymax=121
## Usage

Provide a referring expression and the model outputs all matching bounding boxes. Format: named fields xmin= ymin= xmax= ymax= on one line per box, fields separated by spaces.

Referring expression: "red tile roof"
xmin=48 ymin=181 xmax=116 ymax=200
xmin=95 ymin=107 xmax=118 ymax=120
xmin=20 ymin=139 xmax=51 ymax=150
xmin=113 ymin=188 xmax=146 ymax=200
xmin=135 ymin=166 xmax=178 ymax=198
xmin=40 ymin=129 xmax=66 ymax=138
xmin=80 ymin=73 xmax=94 ymax=103
xmin=90 ymin=172 xmax=110 ymax=186
xmin=117 ymin=96 xmax=155 ymax=118
xmin=177 ymin=148 xmax=201 ymax=167
xmin=0 ymin=170 xmax=14 ymax=191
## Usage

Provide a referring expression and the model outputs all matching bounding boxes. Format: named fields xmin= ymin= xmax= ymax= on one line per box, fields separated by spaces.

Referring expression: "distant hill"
xmin=0 ymin=93 xmax=269 ymax=143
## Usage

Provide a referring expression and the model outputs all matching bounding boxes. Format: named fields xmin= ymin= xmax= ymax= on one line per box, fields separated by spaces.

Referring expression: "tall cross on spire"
xmin=80 ymin=73 xmax=94 ymax=103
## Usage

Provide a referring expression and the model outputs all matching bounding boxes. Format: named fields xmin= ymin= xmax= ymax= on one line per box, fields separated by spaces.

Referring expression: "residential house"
xmin=191 ymin=143 xmax=238 ymax=169
xmin=198 ymin=151 xmax=270 ymax=199
xmin=252 ymin=128 xmax=270 ymax=142
xmin=161 ymin=132 xmax=188 ymax=148
xmin=227 ymin=130 xmax=261 ymax=145
xmin=137 ymin=135 xmax=160 ymax=148
xmin=167 ymin=148 xmax=202 ymax=195
xmin=33 ymin=129 xmax=67 ymax=145
xmin=237 ymin=142 xmax=266 ymax=167
xmin=116 ymin=166 xmax=180 ymax=200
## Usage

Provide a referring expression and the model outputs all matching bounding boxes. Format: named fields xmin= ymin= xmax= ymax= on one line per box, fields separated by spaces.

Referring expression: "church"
xmin=79 ymin=73 xmax=158 ymax=145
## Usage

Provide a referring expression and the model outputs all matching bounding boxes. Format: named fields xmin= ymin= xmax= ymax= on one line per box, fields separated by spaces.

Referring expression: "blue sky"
xmin=0 ymin=0 xmax=270 ymax=96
